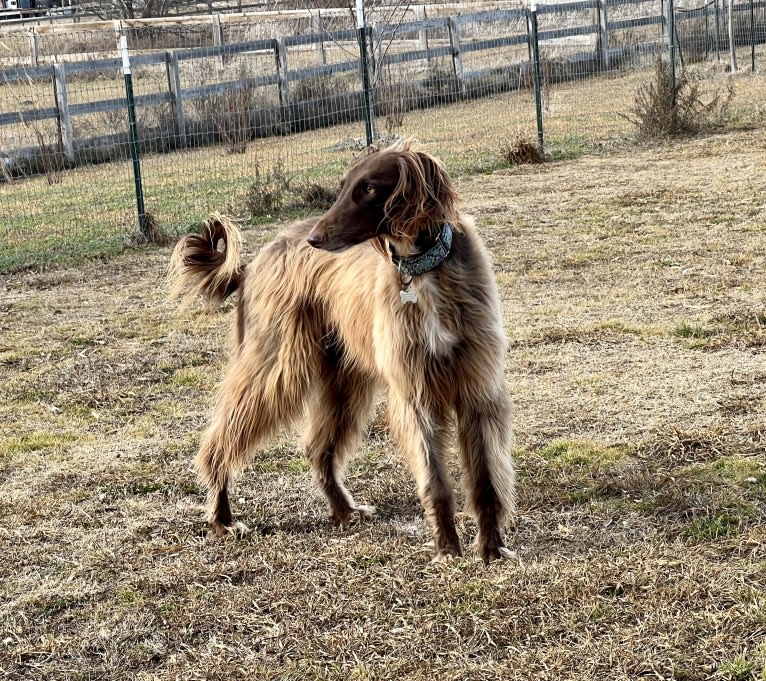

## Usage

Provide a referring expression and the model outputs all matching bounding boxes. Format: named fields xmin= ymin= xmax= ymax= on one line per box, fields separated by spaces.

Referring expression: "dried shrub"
xmin=125 ymin=211 xmax=172 ymax=247
xmin=623 ymin=57 xmax=734 ymax=140
xmin=291 ymin=74 xmax=351 ymax=103
xmin=676 ymin=10 xmax=766 ymax=63
xmin=299 ymin=183 xmax=337 ymax=210
xmin=2 ymin=73 xmax=67 ymax=184
xmin=375 ymin=66 xmax=409 ymax=135
xmin=419 ymin=65 xmax=461 ymax=105
xmin=188 ymin=62 xmax=268 ymax=154
xmin=288 ymin=75 xmax=360 ymax=132
xmin=501 ymin=135 xmax=544 ymax=165
xmin=245 ymin=159 xmax=289 ymax=217
xmin=30 ymin=126 xmax=65 ymax=185
xmin=216 ymin=89 xmax=252 ymax=155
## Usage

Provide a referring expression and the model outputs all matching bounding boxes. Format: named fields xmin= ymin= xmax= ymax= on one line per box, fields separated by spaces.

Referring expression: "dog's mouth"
xmin=307 ymin=227 xmax=361 ymax=253
xmin=321 ymin=241 xmax=354 ymax=252
xmin=307 ymin=236 xmax=354 ymax=252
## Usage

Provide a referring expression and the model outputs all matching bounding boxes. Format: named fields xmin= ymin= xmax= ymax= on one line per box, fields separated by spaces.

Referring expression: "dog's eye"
xmin=365 ymin=184 xmax=375 ymax=194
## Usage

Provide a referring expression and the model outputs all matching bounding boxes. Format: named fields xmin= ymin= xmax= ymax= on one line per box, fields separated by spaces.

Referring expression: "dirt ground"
xmin=1 ymin=127 xmax=765 ymax=680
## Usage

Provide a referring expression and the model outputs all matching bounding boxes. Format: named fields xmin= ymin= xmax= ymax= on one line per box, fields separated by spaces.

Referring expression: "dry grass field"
xmin=2 ymin=126 xmax=766 ymax=680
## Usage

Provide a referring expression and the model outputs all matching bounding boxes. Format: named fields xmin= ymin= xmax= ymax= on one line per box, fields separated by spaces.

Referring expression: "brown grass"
xmin=1 ymin=128 xmax=766 ymax=679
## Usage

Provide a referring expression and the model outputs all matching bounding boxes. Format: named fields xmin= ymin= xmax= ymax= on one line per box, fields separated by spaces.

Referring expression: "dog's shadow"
xmin=242 ymin=490 xmax=423 ymax=538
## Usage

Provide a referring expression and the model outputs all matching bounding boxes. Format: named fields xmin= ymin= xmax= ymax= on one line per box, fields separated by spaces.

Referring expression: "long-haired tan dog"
xmin=169 ymin=140 xmax=515 ymax=562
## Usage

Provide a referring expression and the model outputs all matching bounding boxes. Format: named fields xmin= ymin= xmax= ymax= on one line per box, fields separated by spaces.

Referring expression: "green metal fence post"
xmin=529 ymin=1 xmax=544 ymax=154
xmin=356 ymin=0 xmax=376 ymax=147
xmin=750 ymin=0 xmax=756 ymax=72
xmin=119 ymin=35 xmax=147 ymax=237
xmin=666 ymin=0 xmax=677 ymax=109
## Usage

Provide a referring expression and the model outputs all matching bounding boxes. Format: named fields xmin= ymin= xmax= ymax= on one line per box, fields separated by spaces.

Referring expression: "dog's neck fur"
xmin=386 ymin=223 xmax=453 ymax=278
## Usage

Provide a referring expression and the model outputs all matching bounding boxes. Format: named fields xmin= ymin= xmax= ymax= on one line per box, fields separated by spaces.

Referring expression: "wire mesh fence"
xmin=1 ymin=0 xmax=765 ymax=271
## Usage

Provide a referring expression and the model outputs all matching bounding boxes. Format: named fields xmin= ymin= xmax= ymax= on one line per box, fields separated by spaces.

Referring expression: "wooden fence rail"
xmin=1 ymin=0 xmax=765 ymax=170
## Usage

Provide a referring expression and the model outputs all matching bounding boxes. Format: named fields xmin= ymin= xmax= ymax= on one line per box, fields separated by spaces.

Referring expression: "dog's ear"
xmin=385 ymin=150 xmax=460 ymax=245
xmin=416 ymin=151 xmax=458 ymax=218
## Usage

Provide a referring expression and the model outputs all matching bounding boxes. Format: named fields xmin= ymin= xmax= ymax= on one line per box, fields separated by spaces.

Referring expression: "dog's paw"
xmin=332 ymin=504 xmax=376 ymax=527
xmin=209 ymin=519 xmax=251 ymax=539
xmin=352 ymin=504 xmax=376 ymax=521
xmin=479 ymin=542 xmax=518 ymax=564
xmin=428 ymin=537 xmax=463 ymax=563
xmin=432 ymin=550 xmax=461 ymax=564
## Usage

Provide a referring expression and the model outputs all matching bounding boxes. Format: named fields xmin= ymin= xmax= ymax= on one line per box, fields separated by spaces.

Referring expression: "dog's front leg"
xmin=456 ymin=391 xmax=517 ymax=563
xmin=388 ymin=393 xmax=462 ymax=560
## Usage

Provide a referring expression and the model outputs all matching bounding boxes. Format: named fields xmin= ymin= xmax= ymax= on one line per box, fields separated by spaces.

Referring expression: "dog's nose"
xmin=307 ymin=225 xmax=327 ymax=249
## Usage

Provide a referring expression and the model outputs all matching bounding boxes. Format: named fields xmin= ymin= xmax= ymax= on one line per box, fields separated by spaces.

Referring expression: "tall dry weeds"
xmin=623 ymin=57 xmax=734 ymax=140
xmin=3 ymin=73 xmax=66 ymax=184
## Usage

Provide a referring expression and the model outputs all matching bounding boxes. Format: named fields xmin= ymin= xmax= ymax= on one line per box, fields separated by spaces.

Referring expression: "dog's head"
xmin=307 ymin=140 xmax=460 ymax=253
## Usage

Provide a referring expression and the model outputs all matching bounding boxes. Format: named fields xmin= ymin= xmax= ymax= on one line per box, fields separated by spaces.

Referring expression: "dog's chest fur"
xmin=366 ymin=269 xmax=462 ymax=392
xmin=402 ymin=276 xmax=458 ymax=357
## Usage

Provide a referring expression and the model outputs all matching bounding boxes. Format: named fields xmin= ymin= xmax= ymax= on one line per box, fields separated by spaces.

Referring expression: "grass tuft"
xmin=673 ymin=322 xmax=720 ymax=339
xmin=2 ymin=431 xmax=81 ymax=458
xmin=640 ymin=427 xmax=728 ymax=465
xmin=500 ymin=135 xmax=544 ymax=165
xmin=682 ymin=506 xmax=755 ymax=542
xmin=299 ymin=182 xmax=338 ymax=211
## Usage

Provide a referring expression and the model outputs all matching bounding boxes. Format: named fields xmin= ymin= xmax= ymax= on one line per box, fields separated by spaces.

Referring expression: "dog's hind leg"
xmin=456 ymin=390 xmax=516 ymax=563
xmin=304 ymin=356 xmax=378 ymax=527
xmin=196 ymin=331 xmax=318 ymax=537
xmin=388 ymin=393 xmax=462 ymax=560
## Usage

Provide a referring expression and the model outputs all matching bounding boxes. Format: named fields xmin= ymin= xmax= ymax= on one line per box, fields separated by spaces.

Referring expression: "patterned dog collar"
xmin=389 ymin=223 xmax=453 ymax=277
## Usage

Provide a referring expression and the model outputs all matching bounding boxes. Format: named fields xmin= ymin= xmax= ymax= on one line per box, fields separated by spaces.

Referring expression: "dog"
xmin=169 ymin=140 xmax=516 ymax=562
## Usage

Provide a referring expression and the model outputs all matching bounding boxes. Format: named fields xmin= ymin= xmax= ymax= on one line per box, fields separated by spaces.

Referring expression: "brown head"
xmin=307 ymin=140 xmax=461 ymax=253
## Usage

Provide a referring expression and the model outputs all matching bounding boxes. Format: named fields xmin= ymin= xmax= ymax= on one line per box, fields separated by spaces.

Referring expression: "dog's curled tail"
xmin=168 ymin=213 xmax=244 ymax=308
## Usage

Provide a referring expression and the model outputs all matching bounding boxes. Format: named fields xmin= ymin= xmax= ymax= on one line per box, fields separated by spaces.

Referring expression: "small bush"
xmin=419 ymin=65 xmax=462 ymax=105
xmin=623 ymin=57 xmax=734 ymax=140
xmin=31 ymin=128 xmax=66 ymax=185
xmin=291 ymin=74 xmax=351 ymax=103
xmin=125 ymin=211 xmax=172 ymax=247
xmin=188 ymin=62 xmax=271 ymax=154
xmin=245 ymin=159 xmax=289 ymax=217
xmin=501 ymin=136 xmax=544 ymax=165
xmin=216 ymin=90 xmax=251 ymax=155
xmin=299 ymin=183 xmax=337 ymax=210
xmin=375 ymin=66 xmax=410 ymax=135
